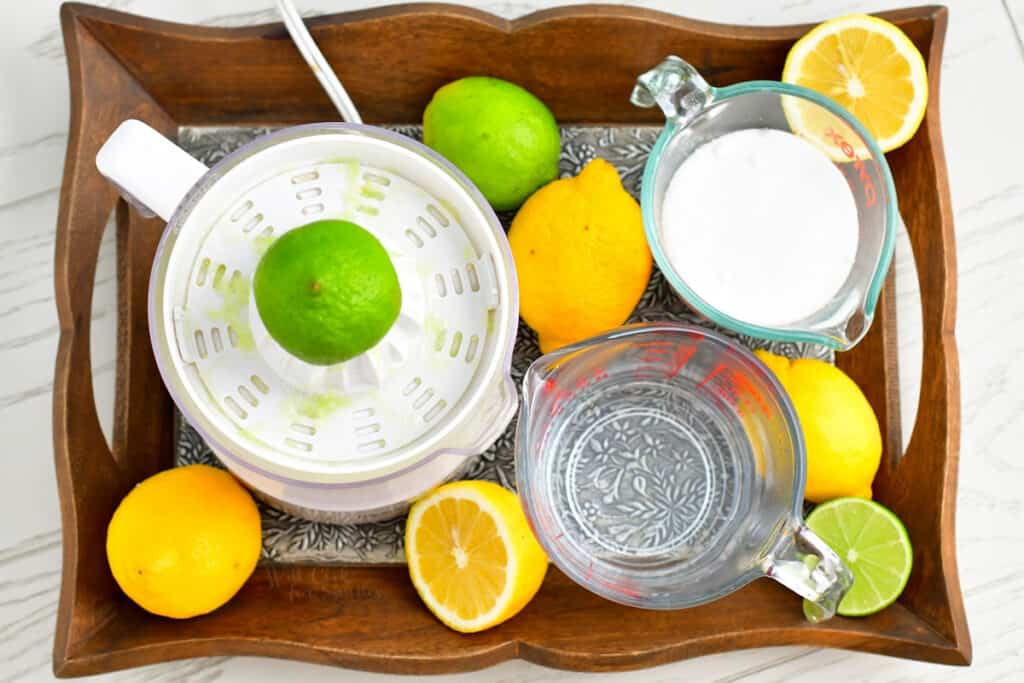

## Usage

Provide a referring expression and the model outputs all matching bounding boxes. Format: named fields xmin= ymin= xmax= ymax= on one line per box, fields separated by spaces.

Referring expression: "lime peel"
xmin=805 ymin=497 xmax=912 ymax=617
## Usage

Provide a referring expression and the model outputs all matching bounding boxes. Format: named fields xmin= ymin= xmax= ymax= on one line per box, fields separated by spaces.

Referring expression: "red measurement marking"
xmin=546 ymin=367 xmax=608 ymax=417
xmin=731 ymin=371 xmax=770 ymax=416
xmin=549 ymin=388 xmax=573 ymax=417
xmin=695 ymin=363 xmax=732 ymax=412
xmin=697 ymin=363 xmax=769 ymax=417
xmin=639 ymin=345 xmax=670 ymax=363
xmin=824 ymin=127 xmax=877 ymax=208
xmin=665 ymin=344 xmax=697 ymax=379
xmin=696 ymin=362 xmax=727 ymax=392
xmin=853 ymin=158 xmax=877 ymax=207
xmin=700 ymin=363 xmax=744 ymax=411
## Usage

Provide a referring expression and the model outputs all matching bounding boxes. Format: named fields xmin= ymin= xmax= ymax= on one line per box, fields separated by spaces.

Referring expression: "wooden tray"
xmin=52 ymin=2 xmax=967 ymax=676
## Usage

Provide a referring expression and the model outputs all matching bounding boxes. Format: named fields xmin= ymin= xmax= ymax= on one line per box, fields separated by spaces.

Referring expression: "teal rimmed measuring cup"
xmin=631 ymin=56 xmax=900 ymax=350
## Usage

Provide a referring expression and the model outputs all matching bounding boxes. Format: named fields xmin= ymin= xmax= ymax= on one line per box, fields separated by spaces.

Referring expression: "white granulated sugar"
xmin=660 ymin=128 xmax=858 ymax=327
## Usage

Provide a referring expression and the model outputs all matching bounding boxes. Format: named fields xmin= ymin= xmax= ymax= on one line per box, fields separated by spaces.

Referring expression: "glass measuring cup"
xmin=631 ymin=56 xmax=900 ymax=350
xmin=515 ymin=323 xmax=852 ymax=621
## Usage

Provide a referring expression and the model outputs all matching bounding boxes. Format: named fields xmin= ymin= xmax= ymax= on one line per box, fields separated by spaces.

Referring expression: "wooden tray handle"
xmin=53 ymin=8 xmax=178 ymax=659
xmin=867 ymin=6 xmax=966 ymax=651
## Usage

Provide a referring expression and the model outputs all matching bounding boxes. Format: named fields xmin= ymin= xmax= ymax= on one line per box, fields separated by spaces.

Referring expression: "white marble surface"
xmin=2 ymin=0 xmax=1023 ymax=680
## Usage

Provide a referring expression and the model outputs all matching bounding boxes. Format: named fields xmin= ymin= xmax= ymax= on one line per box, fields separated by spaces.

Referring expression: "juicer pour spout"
xmin=96 ymin=120 xmax=209 ymax=222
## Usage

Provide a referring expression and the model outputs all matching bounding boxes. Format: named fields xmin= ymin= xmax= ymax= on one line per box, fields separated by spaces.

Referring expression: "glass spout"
xmin=631 ymin=56 xmax=714 ymax=126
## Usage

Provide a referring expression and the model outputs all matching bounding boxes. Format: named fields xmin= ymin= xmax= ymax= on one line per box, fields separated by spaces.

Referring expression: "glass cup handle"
xmin=763 ymin=522 xmax=854 ymax=623
xmin=630 ymin=56 xmax=714 ymax=126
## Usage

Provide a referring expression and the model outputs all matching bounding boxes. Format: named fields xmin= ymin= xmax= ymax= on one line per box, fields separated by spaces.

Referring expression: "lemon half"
xmin=405 ymin=481 xmax=548 ymax=633
xmin=783 ymin=14 xmax=928 ymax=153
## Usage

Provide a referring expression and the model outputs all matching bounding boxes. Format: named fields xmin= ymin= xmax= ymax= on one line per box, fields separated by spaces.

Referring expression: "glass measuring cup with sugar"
xmin=515 ymin=323 xmax=853 ymax=621
xmin=631 ymin=56 xmax=901 ymax=351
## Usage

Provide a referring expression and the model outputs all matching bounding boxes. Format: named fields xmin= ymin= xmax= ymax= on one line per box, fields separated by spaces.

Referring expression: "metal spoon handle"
xmin=275 ymin=0 xmax=363 ymax=123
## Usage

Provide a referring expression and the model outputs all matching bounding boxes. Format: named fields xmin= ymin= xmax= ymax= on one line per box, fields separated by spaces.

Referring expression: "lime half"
xmin=805 ymin=497 xmax=913 ymax=617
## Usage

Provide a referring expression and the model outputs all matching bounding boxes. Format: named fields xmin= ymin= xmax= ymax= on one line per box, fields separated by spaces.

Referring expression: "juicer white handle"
xmin=95 ymin=120 xmax=208 ymax=222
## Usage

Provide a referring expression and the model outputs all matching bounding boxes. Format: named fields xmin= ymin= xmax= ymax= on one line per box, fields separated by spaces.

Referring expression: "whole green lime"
xmin=253 ymin=220 xmax=402 ymax=365
xmin=423 ymin=76 xmax=561 ymax=211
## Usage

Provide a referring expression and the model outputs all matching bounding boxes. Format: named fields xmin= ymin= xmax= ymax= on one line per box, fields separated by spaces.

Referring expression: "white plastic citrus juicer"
xmin=96 ymin=118 xmax=518 ymax=523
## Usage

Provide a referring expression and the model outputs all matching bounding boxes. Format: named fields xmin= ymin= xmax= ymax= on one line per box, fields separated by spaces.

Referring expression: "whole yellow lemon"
xmin=106 ymin=465 xmax=261 ymax=619
xmin=754 ymin=350 xmax=882 ymax=502
xmin=509 ymin=158 xmax=651 ymax=352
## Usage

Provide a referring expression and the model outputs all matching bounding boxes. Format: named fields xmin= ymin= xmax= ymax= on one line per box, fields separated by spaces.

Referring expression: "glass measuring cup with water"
xmin=515 ymin=323 xmax=852 ymax=621
xmin=631 ymin=57 xmax=900 ymax=350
